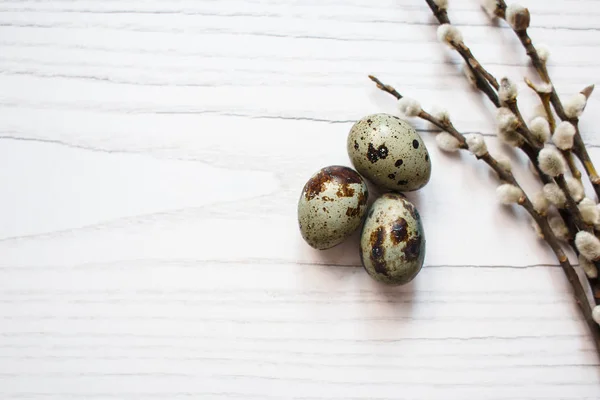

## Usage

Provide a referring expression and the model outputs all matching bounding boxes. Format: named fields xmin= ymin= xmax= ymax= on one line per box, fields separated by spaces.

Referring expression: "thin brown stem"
xmin=515 ymin=30 xmax=550 ymax=82
xmin=563 ymin=150 xmax=583 ymax=182
xmin=424 ymin=0 xmax=500 ymax=105
xmin=369 ymin=76 xmax=470 ymax=149
xmin=467 ymin=65 xmax=501 ymax=108
xmin=504 ymin=99 xmax=541 ymax=149
xmin=424 ymin=0 xmax=449 ymax=24
xmin=455 ymin=43 xmax=499 ymax=90
xmin=369 ymin=75 xmax=600 ymax=355
xmin=419 ymin=111 xmax=468 ymax=149
xmin=543 ymin=98 xmax=556 ymax=132
xmin=368 ymin=75 xmax=402 ymax=100
xmin=572 ymin=125 xmax=600 ymax=190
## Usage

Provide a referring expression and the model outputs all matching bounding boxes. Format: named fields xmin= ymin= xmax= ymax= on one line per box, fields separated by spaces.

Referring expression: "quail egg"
xmin=347 ymin=114 xmax=431 ymax=192
xmin=360 ymin=193 xmax=425 ymax=285
xmin=298 ymin=166 xmax=369 ymax=250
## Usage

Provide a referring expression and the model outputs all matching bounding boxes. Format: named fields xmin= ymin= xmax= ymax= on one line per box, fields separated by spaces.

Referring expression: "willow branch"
xmin=424 ymin=2 xmax=598 ymax=295
xmin=426 ymin=1 xmax=600 ymax=311
xmin=468 ymin=65 xmax=501 ymax=108
xmin=423 ymin=3 xmax=541 ymax=153
xmin=369 ymin=75 xmax=600 ymax=354
xmin=494 ymin=1 xmax=600 ymax=198
xmin=455 ymin=43 xmax=499 ymax=90
xmin=426 ymin=0 xmax=498 ymax=88
xmin=425 ymin=1 xmax=500 ymax=106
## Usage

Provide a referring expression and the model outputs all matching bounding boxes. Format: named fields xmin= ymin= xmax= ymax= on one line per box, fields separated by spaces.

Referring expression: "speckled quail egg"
xmin=298 ymin=166 xmax=369 ymax=250
xmin=360 ymin=193 xmax=425 ymax=285
xmin=347 ymin=114 xmax=431 ymax=192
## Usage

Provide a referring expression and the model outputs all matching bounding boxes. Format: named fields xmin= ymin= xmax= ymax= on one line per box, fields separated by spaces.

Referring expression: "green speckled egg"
xmin=298 ymin=166 xmax=369 ymax=250
xmin=360 ymin=193 xmax=425 ymax=285
xmin=347 ymin=114 xmax=431 ymax=192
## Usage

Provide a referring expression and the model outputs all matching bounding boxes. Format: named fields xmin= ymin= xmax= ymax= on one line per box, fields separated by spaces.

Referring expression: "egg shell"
xmin=298 ymin=166 xmax=369 ymax=250
xmin=347 ymin=114 xmax=431 ymax=192
xmin=360 ymin=193 xmax=425 ymax=285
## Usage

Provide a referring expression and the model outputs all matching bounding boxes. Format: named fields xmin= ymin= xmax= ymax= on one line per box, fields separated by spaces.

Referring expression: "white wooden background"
xmin=1 ymin=0 xmax=600 ymax=398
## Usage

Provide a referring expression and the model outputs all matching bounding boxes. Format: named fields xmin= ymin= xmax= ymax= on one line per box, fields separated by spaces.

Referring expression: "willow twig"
xmin=427 ymin=1 xmax=498 ymax=89
xmin=424 ymin=3 xmax=543 ymax=156
xmin=424 ymin=1 xmax=600 ymax=291
xmin=435 ymin=1 xmax=600 ymax=310
xmin=494 ymin=0 xmax=600 ymax=198
xmin=426 ymin=2 xmax=500 ymax=106
xmin=369 ymin=75 xmax=600 ymax=355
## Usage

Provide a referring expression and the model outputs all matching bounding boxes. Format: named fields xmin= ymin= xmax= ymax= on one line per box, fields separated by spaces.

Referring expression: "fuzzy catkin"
xmin=579 ymin=198 xmax=600 ymax=225
xmin=496 ymin=108 xmax=522 ymax=146
xmin=579 ymin=254 xmax=598 ymax=279
xmin=496 ymin=184 xmax=524 ymax=205
xmin=543 ymin=183 xmax=566 ymax=208
xmin=465 ymin=134 xmax=487 ymax=157
xmin=564 ymin=93 xmax=587 ymax=119
xmin=496 ymin=155 xmax=512 ymax=172
xmin=496 ymin=108 xmax=519 ymax=132
xmin=436 ymin=132 xmax=460 ymax=152
xmin=549 ymin=216 xmax=569 ymax=241
xmin=529 ymin=117 xmax=550 ymax=144
xmin=397 ymin=98 xmax=422 ymax=117
xmin=575 ymin=231 xmax=600 ymax=261
xmin=553 ymin=121 xmax=576 ymax=150
xmin=437 ymin=24 xmax=463 ymax=47
xmin=499 ymin=77 xmax=518 ymax=103
xmin=538 ymin=147 xmax=566 ymax=177
xmin=536 ymin=44 xmax=550 ymax=63
xmin=531 ymin=191 xmax=549 ymax=214
xmin=566 ymin=177 xmax=585 ymax=202
xmin=506 ymin=4 xmax=530 ymax=31
xmin=431 ymin=106 xmax=450 ymax=124
xmin=530 ymin=81 xmax=553 ymax=94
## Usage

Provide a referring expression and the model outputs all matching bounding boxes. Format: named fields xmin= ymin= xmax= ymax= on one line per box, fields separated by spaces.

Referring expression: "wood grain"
xmin=1 ymin=0 xmax=600 ymax=398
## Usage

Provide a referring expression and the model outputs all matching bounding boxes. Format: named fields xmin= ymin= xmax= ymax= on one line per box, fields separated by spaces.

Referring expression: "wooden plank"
xmin=1 ymin=0 xmax=599 ymax=398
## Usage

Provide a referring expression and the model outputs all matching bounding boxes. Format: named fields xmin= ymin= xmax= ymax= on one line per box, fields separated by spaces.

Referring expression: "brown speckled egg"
xmin=347 ymin=114 xmax=431 ymax=192
xmin=360 ymin=193 xmax=425 ymax=285
xmin=298 ymin=166 xmax=369 ymax=250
